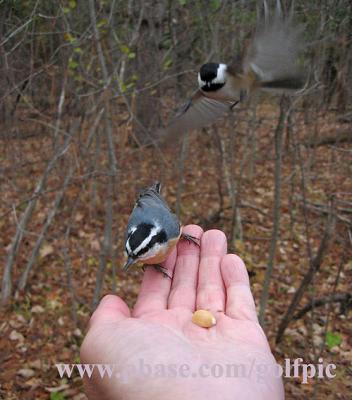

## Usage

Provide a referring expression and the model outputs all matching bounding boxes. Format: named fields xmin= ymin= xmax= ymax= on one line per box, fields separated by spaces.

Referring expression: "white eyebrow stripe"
xmin=133 ymin=225 xmax=160 ymax=255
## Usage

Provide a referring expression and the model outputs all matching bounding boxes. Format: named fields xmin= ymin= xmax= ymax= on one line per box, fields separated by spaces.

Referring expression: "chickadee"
xmin=123 ymin=182 xmax=199 ymax=278
xmin=157 ymin=0 xmax=306 ymax=141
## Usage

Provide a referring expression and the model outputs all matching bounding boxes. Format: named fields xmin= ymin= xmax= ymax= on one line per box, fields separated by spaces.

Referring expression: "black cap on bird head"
xmin=198 ymin=63 xmax=227 ymax=92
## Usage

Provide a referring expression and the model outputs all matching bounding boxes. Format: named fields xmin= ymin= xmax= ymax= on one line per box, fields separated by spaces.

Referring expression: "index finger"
xmin=132 ymin=248 xmax=177 ymax=317
xmin=168 ymin=225 xmax=203 ymax=311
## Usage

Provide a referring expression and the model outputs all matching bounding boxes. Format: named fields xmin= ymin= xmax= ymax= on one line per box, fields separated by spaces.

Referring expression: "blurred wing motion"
xmin=156 ymin=92 xmax=238 ymax=143
xmin=243 ymin=0 xmax=306 ymax=91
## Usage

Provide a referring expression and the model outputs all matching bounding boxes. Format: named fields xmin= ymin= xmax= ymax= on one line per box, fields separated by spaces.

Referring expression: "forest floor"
xmin=0 ymin=103 xmax=351 ymax=399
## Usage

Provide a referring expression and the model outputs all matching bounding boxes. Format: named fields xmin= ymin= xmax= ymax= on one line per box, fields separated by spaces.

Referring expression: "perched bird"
xmin=157 ymin=0 xmax=306 ymax=141
xmin=123 ymin=182 xmax=199 ymax=278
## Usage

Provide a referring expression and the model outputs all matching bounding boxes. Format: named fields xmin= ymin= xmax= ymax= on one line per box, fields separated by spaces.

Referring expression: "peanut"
xmin=192 ymin=310 xmax=216 ymax=328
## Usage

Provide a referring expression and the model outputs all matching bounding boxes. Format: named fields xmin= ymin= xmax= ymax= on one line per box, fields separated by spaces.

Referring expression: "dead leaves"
xmin=40 ymin=244 xmax=54 ymax=259
xmin=9 ymin=330 xmax=25 ymax=342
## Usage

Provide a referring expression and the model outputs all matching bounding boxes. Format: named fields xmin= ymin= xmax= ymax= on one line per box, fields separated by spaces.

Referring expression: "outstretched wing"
xmin=156 ymin=91 xmax=238 ymax=143
xmin=243 ymin=0 xmax=306 ymax=88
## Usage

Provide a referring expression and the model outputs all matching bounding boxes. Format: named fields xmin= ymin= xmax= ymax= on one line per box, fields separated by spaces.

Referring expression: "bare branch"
xmin=259 ymin=95 xmax=290 ymax=326
xmin=1 ymin=123 xmax=77 ymax=305
xmin=276 ymin=206 xmax=336 ymax=343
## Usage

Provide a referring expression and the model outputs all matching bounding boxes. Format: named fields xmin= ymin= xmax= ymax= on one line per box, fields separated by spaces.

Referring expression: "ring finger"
xmin=196 ymin=229 xmax=227 ymax=313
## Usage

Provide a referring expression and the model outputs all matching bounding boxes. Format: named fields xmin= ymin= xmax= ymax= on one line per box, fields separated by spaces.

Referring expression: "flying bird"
xmin=157 ymin=0 xmax=306 ymax=142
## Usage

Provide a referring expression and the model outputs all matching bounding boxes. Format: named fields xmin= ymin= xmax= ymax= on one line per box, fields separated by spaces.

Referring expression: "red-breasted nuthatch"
xmin=157 ymin=0 xmax=306 ymax=140
xmin=123 ymin=182 xmax=199 ymax=278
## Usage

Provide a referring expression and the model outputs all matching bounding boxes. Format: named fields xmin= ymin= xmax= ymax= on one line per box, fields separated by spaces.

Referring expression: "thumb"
xmin=88 ymin=294 xmax=131 ymax=329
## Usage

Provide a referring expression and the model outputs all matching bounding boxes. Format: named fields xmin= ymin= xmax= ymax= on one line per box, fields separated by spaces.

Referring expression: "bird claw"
xmin=143 ymin=264 xmax=172 ymax=279
xmin=181 ymin=233 xmax=200 ymax=246
xmin=231 ymin=99 xmax=240 ymax=109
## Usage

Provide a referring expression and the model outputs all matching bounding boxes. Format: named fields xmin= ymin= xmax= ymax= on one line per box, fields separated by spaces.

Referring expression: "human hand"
xmin=80 ymin=225 xmax=284 ymax=400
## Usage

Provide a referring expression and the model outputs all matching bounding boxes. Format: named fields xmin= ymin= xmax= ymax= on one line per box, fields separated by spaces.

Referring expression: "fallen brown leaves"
xmin=0 ymin=104 xmax=351 ymax=399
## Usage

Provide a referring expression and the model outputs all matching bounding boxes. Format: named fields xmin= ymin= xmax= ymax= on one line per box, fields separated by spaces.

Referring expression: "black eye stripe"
xmin=136 ymin=230 xmax=167 ymax=257
xmin=128 ymin=223 xmax=154 ymax=251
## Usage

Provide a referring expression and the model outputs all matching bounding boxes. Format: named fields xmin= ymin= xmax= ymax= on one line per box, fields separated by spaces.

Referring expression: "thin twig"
xmin=276 ymin=205 xmax=336 ymax=343
xmin=88 ymin=0 xmax=118 ymax=309
xmin=16 ymin=163 xmax=75 ymax=292
xmin=259 ymin=96 xmax=290 ymax=326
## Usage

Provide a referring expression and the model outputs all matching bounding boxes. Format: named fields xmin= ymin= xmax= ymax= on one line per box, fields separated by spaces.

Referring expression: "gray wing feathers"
xmin=128 ymin=184 xmax=180 ymax=239
xmin=245 ymin=0 xmax=305 ymax=83
xmin=157 ymin=96 xmax=235 ymax=140
xmin=136 ymin=183 xmax=170 ymax=211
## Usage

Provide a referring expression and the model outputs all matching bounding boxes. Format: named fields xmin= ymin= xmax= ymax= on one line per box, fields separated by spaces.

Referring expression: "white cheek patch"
xmin=198 ymin=73 xmax=206 ymax=88
xmin=212 ymin=63 xmax=227 ymax=84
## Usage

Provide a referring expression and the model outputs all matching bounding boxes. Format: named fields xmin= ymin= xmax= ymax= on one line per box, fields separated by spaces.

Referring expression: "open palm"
xmin=81 ymin=225 xmax=284 ymax=400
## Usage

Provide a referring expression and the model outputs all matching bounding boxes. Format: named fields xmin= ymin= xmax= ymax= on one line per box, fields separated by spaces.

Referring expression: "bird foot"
xmin=143 ymin=264 xmax=172 ymax=279
xmin=231 ymin=99 xmax=240 ymax=109
xmin=181 ymin=233 xmax=200 ymax=246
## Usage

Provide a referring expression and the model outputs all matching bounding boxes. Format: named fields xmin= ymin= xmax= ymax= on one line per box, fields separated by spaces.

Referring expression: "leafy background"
xmin=0 ymin=0 xmax=351 ymax=398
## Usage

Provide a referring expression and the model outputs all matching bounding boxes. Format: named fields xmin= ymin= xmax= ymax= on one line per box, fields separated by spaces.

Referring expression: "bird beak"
xmin=123 ymin=257 xmax=135 ymax=271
